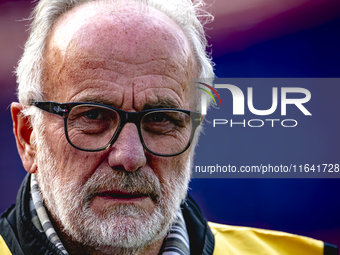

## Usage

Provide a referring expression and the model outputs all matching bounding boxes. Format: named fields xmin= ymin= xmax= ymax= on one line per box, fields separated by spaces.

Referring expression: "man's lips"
xmin=96 ymin=191 xmax=148 ymax=200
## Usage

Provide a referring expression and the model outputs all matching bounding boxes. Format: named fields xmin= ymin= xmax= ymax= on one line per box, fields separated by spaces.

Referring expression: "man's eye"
xmin=147 ymin=113 xmax=168 ymax=123
xmin=84 ymin=109 xmax=103 ymax=120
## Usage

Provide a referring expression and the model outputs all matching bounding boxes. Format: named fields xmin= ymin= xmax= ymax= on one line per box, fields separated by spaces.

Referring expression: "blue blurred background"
xmin=1 ymin=0 xmax=340 ymax=249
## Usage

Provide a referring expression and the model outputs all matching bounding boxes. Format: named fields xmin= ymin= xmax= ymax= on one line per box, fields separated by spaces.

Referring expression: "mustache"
xmin=81 ymin=169 xmax=162 ymax=205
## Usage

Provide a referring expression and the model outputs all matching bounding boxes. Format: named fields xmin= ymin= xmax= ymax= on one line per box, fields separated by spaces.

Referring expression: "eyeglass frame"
xmin=29 ymin=101 xmax=202 ymax=157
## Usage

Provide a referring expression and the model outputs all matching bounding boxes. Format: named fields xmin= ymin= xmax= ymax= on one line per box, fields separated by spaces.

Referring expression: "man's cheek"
xmin=148 ymin=155 xmax=183 ymax=180
xmin=60 ymin=150 xmax=110 ymax=182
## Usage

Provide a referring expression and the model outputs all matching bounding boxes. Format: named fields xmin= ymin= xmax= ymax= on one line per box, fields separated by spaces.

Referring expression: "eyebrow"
xmin=143 ymin=99 xmax=180 ymax=110
xmin=77 ymin=96 xmax=119 ymax=108
xmin=76 ymin=96 xmax=180 ymax=110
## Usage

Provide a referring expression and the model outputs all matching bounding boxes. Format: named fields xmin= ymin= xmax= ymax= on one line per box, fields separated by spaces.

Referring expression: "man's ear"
xmin=11 ymin=102 xmax=37 ymax=174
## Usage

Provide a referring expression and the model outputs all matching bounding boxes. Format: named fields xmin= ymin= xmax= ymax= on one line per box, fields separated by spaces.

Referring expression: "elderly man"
xmin=0 ymin=0 xmax=337 ymax=254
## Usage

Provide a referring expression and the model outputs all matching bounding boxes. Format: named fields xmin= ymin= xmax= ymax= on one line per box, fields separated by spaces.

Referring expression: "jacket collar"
xmin=16 ymin=174 xmax=64 ymax=255
xmin=181 ymin=195 xmax=215 ymax=255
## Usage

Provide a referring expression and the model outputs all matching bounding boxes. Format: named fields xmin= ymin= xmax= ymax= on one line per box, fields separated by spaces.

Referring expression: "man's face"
xmin=33 ymin=1 xmax=197 ymax=252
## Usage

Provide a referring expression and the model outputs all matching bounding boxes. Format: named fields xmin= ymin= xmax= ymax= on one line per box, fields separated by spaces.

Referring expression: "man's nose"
xmin=107 ymin=123 xmax=147 ymax=172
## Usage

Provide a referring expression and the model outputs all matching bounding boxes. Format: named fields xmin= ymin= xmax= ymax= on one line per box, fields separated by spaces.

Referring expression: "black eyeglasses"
xmin=30 ymin=101 xmax=201 ymax=157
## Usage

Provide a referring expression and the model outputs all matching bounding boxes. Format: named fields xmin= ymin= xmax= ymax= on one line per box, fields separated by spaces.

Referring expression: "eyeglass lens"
xmin=66 ymin=105 xmax=192 ymax=155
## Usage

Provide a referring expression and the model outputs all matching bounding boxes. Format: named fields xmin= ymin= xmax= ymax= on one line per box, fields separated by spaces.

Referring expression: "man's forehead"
xmin=47 ymin=1 xmax=192 ymax=64
xmin=42 ymin=0 xmax=196 ymax=108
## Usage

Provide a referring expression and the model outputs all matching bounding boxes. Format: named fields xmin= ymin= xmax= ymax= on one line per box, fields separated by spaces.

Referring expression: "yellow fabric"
xmin=0 ymin=235 xmax=12 ymax=255
xmin=209 ymin=222 xmax=323 ymax=255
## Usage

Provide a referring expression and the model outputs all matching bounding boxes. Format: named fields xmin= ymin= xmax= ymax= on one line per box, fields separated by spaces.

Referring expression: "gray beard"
xmin=34 ymin=134 xmax=191 ymax=255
